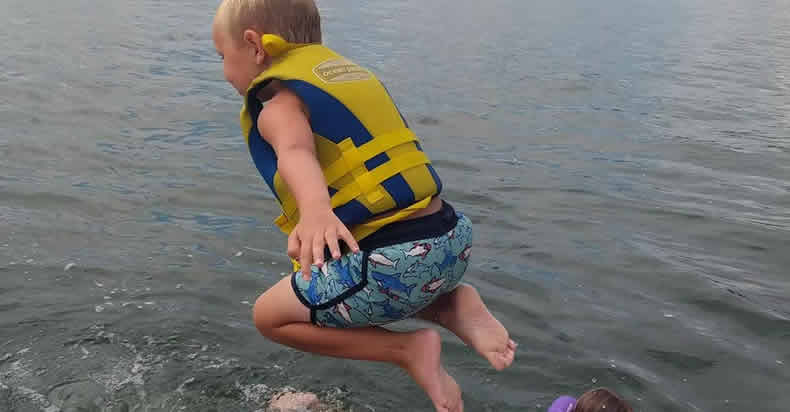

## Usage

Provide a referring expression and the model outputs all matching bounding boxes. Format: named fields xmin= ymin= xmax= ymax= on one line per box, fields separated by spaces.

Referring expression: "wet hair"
xmin=572 ymin=388 xmax=633 ymax=412
xmin=215 ymin=0 xmax=322 ymax=44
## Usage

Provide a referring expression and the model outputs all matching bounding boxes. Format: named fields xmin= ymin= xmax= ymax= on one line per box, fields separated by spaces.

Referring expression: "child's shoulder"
xmin=258 ymin=82 xmax=301 ymax=114
xmin=256 ymin=84 xmax=310 ymax=140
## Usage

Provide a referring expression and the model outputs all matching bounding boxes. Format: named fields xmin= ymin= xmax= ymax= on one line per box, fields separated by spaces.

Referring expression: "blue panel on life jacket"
xmin=333 ymin=199 xmax=373 ymax=226
xmin=248 ymin=120 xmax=280 ymax=201
xmin=282 ymin=79 xmax=374 ymax=147
xmin=380 ymin=174 xmax=416 ymax=209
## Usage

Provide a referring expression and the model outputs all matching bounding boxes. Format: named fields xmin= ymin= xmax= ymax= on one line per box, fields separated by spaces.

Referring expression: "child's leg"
xmin=415 ymin=283 xmax=517 ymax=371
xmin=253 ymin=277 xmax=464 ymax=412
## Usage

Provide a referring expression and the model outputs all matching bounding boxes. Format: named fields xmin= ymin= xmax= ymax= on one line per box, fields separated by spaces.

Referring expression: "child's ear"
xmin=242 ymin=29 xmax=267 ymax=64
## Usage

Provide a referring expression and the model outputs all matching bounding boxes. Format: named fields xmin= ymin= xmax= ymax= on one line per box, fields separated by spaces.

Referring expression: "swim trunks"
xmin=292 ymin=201 xmax=472 ymax=328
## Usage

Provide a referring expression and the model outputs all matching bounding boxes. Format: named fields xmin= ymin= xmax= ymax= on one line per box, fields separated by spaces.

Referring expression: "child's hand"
xmin=287 ymin=210 xmax=360 ymax=280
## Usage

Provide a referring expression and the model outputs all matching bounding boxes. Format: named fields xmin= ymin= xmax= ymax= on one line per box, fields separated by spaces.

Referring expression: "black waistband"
xmin=357 ymin=200 xmax=458 ymax=251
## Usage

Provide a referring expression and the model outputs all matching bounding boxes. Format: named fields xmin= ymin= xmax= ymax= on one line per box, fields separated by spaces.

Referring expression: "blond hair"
xmin=215 ymin=0 xmax=321 ymax=44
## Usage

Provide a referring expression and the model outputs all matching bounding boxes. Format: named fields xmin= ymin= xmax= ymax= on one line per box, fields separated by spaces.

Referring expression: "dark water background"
xmin=1 ymin=0 xmax=788 ymax=410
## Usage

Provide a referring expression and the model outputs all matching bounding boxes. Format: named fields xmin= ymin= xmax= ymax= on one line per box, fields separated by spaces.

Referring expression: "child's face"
xmin=213 ymin=23 xmax=264 ymax=96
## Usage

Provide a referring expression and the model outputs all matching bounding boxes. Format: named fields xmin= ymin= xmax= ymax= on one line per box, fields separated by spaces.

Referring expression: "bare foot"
xmin=418 ymin=284 xmax=516 ymax=371
xmin=402 ymin=329 xmax=464 ymax=412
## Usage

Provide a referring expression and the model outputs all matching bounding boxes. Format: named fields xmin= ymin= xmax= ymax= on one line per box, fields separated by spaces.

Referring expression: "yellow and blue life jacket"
xmin=240 ymin=35 xmax=443 ymax=241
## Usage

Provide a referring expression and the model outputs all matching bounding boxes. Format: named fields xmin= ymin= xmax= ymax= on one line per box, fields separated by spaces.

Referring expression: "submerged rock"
xmin=267 ymin=391 xmax=322 ymax=412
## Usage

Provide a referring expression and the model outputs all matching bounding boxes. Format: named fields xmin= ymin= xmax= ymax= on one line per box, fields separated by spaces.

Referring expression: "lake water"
xmin=1 ymin=0 xmax=788 ymax=410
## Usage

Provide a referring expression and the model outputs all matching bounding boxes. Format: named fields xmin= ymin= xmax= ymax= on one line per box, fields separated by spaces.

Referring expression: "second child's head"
xmin=549 ymin=388 xmax=633 ymax=412
xmin=212 ymin=0 xmax=321 ymax=94
xmin=573 ymin=388 xmax=633 ymax=412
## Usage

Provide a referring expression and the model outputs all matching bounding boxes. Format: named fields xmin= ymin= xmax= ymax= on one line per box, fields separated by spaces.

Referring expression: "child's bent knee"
xmin=252 ymin=277 xmax=312 ymax=337
xmin=451 ymin=283 xmax=478 ymax=297
xmin=252 ymin=294 xmax=279 ymax=336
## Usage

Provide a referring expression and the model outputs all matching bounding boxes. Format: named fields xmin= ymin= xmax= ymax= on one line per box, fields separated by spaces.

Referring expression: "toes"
xmin=449 ymin=394 xmax=464 ymax=412
xmin=455 ymin=398 xmax=465 ymax=412
xmin=438 ymin=395 xmax=463 ymax=412
xmin=495 ymin=342 xmax=516 ymax=369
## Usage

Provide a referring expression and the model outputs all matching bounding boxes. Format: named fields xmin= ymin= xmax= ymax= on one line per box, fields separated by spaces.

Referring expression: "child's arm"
xmin=257 ymin=87 xmax=360 ymax=279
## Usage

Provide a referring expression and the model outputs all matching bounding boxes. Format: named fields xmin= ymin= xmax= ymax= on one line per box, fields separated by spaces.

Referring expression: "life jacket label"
xmin=313 ymin=58 xmax=372 ymax=83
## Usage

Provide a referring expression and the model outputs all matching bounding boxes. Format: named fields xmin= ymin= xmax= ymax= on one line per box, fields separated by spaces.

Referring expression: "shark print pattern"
xmin=297 ymin=213 xmax=474 ymax=328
